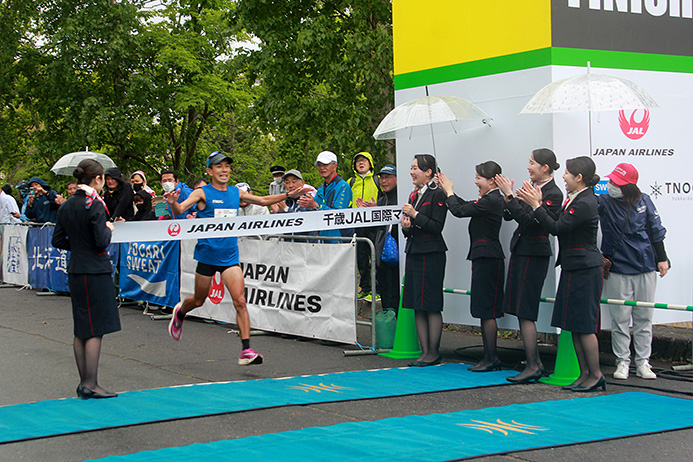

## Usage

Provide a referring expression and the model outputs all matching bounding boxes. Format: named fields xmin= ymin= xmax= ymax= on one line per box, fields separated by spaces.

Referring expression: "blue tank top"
xmin=194 ymin=184 xmax=239 ymax=266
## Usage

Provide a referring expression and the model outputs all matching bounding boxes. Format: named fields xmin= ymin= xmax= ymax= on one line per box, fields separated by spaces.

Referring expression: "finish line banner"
xmin=111 ymin=206 xmax=403 ymax=243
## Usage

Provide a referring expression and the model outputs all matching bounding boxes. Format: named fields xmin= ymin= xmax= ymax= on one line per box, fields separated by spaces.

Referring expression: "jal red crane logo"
xmin=619 ymin=110 xmax=650 ymax=140
xmin=167 ymin=222 xmax=181 ymax=237
xmin=208 ymin=272 xmax=225 ymax=304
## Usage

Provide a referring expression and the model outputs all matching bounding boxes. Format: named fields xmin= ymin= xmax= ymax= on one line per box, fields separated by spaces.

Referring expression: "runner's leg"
xmin=179 ymin=272 xmax=214 ymax=318
xmin=221 ymin=266 xmax=250 ymax=340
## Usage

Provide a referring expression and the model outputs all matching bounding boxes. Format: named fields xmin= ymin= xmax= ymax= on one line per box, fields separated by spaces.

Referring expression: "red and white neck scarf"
xmin=78 ymin=184 xmax=109 ymax=214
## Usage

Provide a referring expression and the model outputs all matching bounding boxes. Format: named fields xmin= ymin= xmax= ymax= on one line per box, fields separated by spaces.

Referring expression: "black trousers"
xmin=376 ymin=263 xmax=400 ymax=311
xmin=356 ymin=228 xmax=376 ymax=292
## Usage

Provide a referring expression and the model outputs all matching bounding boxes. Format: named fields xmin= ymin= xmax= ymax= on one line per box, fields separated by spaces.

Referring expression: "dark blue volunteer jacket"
xmin=597 ymin=193 xmax=666 ymax=275
xmin=25 ymin=177 xmax=60 ymax=223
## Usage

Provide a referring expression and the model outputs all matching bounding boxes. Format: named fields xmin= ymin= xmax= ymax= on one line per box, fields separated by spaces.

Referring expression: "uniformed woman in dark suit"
xmin=401 ymin=154 xmax=448 ymax=366
xmin=517 ymin=156 xmax=605 ymax=392
xmin=437 ymin=161 xmax=505 ymax=372
xmin=52 ymin=159 xmax=121 ymax=399
xmin=495 ymin=148 xmax=563 ymax=383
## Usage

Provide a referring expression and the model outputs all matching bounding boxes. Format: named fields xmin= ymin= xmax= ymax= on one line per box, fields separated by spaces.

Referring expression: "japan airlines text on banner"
xmin=111 ymin=206 xmax=404 ymax=243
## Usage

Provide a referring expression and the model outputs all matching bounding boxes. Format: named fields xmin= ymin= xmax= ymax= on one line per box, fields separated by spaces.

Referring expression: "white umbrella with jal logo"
xmin=520 ymin=62 xmax=659 ymax=155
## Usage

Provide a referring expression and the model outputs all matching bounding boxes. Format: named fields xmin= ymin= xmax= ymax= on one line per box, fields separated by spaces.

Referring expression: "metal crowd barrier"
xmin=262 ymin=233 xmax=380 ymax=355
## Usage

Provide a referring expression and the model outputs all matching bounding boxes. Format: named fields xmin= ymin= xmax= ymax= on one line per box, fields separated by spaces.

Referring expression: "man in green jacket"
xmin=349 ymin=152 xmax=381 ymax=300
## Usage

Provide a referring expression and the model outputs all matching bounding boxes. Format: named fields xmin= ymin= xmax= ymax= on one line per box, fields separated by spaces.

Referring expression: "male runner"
xmin=164 ymin=151 xmax=306 ymax=365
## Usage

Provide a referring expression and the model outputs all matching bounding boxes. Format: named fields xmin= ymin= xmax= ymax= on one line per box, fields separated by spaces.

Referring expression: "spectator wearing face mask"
xmin=130 ymin=171 xmax=156 ymax=197
xmin=268 ymin=165 xmax=287 ymax=213
xmin=133 ymin=190 xmax=156 ymax=221
xmin=597 ymin=163 xmax=669 ymax=381
xmin=160 ymin=170 xmax=193 ymax=219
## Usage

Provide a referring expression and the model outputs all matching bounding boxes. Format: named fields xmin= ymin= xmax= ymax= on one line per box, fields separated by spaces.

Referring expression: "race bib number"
xmin=214 ymin=209 xmax=238 ymax=218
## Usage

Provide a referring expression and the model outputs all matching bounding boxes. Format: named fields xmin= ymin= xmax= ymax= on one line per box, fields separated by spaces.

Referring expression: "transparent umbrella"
xmin=520 ymin=63 xmax=659 ymax=154
xmin=373 ymin=89 xmax=491 ymax=157
xmin=51 ymin=150 xmax=117 ymax=176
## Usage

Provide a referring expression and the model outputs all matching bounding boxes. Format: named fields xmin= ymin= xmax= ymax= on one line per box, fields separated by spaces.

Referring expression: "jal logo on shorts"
xmin=619 ymin=110 xmax=650 ymax=140
xmin=208 ymin=272 xmax=225 ymax=304
xmin=168 ymin=222 xmax=181 ymax=237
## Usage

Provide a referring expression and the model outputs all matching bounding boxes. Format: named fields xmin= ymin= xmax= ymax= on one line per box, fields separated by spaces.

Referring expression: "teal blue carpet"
xmin=85 ymin=392 xmax=693 ymax=462
xmin=0 ymin=363 xmax=513 ymax=443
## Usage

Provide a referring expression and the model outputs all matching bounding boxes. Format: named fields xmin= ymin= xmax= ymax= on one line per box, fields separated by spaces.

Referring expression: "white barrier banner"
xmin=1 ymin=225 xmax=29 ymax=286
xmin=112 ymin=206 xmax=402 ymax=243
xmin=180 ymin=238 xmax=357 ymax=344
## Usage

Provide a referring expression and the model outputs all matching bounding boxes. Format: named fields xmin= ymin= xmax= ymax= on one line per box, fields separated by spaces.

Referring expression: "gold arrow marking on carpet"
xmin=458 ymin=419 xmax=548 ymax=435
xmin=289 ymin=383 xmax=352 ymax=393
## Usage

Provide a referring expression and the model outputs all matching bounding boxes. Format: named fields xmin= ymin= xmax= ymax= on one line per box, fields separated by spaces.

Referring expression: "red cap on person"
xmin=606 ymin=163 xmax=639 ymax=186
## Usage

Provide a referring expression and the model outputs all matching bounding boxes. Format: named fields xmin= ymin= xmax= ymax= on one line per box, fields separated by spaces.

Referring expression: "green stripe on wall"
xmin=394 ymin=48 xmax=693 ymax=90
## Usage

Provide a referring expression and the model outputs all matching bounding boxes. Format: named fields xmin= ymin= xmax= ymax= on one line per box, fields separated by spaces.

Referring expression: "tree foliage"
xmin=232 ymin=0 xmax=394 ymax=183
xmin=0 ymin=0 xmax=394 ymax=194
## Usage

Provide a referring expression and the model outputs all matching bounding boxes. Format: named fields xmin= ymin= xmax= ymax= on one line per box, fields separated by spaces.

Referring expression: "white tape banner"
xmin=1 ymin=225 xmax=29 ymax=286
xmin=112 ymin=206 xmax=402 ymax=243
xmin=180 ymin=238 xmax=357 ymax=344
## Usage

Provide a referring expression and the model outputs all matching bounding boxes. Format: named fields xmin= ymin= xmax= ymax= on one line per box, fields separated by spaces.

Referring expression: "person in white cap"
xmin=298 ymin=151 xmax=353 ymax=239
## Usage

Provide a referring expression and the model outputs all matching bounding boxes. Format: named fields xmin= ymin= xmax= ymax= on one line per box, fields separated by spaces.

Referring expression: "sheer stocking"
xmin=415 ymin=311 xmax=443 ymax=362
xmin=74 ymin=336 xmax=108 ymax=393
xmin=507 ymin=318 xmax=543 ymax=381
xmin=474 ymin=318 xmax=499 ymax=368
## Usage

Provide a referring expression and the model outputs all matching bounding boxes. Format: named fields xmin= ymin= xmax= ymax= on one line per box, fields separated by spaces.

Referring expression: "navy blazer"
xmin=504 ymin=178 xmax=563 ymax=257
xmin=533 ymin=188 xmax=602 ymax=271
xmin=402 ymin=185 xmax=448 ymax=254
xmin=52 ymin=190 xmax=114 ymax=274
xmin=445 ymin=189 xmax=504 ymax=261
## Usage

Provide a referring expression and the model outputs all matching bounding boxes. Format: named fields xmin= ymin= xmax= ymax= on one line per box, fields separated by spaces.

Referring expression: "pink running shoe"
xmin=238 ymin=348 xmax=263 ymax=366
xmin=168 ymin=302 xmax=184 ymax=341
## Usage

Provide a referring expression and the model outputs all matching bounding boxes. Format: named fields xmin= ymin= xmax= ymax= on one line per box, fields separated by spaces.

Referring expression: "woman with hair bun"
xmin=437 ymin=161 xmax=505 ymax=372
xmin=401 ymin=154 xmax=448 ymax=367
xmin=52 ymin=159 xmax=120 ymax=399
xmin=494 ymin=149 xmax=563 ymax=383
xmin=517 ymin=156 xmax=605 ymax=392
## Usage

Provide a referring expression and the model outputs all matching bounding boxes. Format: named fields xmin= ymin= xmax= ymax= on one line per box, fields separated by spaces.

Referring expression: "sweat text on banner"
xmin=111 ymin=206 xmax=403 ymax=243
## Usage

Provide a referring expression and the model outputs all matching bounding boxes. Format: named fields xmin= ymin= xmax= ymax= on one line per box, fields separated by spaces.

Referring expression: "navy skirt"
xmin=502 ymin=254 xmax=550 ymax=322
xmin=470 ymin=257 xmax=505 ymax=319
xmin=403 ymin=252 xmax=446 ymax=312
xmin=551 ymin=266 xmax=603 ymax=334
xmin=69 ymin=273 xmax=121 ymax=339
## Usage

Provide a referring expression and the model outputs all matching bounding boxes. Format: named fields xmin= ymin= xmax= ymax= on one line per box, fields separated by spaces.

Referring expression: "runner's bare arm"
xmin=165 ymin=188 xmax=206 ymax=215
xmin=241 ymin=187 xmax=311 ymax=206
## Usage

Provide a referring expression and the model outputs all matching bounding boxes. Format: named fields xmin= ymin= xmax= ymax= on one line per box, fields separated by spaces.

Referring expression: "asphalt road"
xmin=0 ymin=287 xmax=691 ymax=462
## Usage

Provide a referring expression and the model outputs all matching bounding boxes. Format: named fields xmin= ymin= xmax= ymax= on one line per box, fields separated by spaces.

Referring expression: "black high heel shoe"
xmin=468 ymin=360 xmax=502 ymax=372
xmin=79 ymin=385 xmax=118 ymax=400
xmin=572 ymin=376 xmax=606 ymax=393
xmin=506 ymin=369 xmax=542 ymax=384
xmin=418 ymin=357 xmax=442 ymax=367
